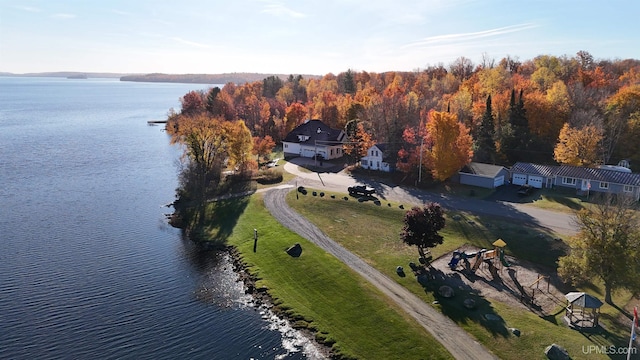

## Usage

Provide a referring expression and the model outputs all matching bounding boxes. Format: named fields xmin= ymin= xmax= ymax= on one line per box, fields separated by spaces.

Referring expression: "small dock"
xmin=147 ymin=120 xmax=167 ymax=125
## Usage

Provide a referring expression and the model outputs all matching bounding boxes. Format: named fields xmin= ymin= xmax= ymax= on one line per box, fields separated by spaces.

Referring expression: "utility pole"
xmin=418 ymin=137 xmax=424 ymax=183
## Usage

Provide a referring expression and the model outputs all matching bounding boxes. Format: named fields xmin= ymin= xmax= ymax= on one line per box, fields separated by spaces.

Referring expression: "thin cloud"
xmin=260 ymin=1 xmax=306 ymax=18
xmin=51 ymin=13 xmax=77 ymax=19
xmin=14 ymin=5 xmax=41 ymax=12
xmin=169 ymin=37 xmax=210 ymax=49
xmin=403 ymin=23 xmax=538 ymax=49
xmin=110 ymin=9 xmax=132 ymax=16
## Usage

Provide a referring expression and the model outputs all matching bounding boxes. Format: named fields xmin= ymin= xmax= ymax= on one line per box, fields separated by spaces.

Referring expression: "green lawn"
xmin=220 ymin=195 xmax=453 ymax=360
xmin=287 ymin=189 xmax=636 ymax=360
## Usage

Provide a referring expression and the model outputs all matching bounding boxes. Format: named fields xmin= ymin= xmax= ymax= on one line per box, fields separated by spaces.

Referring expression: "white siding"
xmin=527 ymin=176 xmax=543 ymax=188
xmin=513 ymin=174 xmax=527 ymax=185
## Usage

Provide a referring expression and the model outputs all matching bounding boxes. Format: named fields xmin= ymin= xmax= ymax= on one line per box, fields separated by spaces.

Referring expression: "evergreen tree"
xmin=500 ymin=89 xmax=530 ymax=163
xmin=343 ymin=69 xmax=356 ymax=95
xmin=206 ymin=87 xmax=221 ymax=115
xmin=474 ymin=95 xmax=497 ymax=163
xmin=262 ymin=76 xmax=283 ymax=98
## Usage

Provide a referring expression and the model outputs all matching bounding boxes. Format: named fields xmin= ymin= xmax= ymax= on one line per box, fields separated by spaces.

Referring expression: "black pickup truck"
xmin=348 ymin=185 xmax=376 ymax=197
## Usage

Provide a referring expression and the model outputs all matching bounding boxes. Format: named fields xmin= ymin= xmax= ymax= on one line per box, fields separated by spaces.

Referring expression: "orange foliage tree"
xmin=284 ymin=102 xmax=307 ymax=134
xmin=343 ymin=120 xmax=374 ymax=162
xmin=553 ymin=123 xmax=603 ymax=166
xmin=253 ymin=135 xmax=276 ymax=163
xmin=424 ymin=111 xmax=473 ymax=181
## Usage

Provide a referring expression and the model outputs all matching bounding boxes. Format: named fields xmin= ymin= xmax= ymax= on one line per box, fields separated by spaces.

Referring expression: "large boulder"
xmin=286 ymin=243 xmax=302 ymax=257
xmin=545 ymin=344 xmax=571 ymax=360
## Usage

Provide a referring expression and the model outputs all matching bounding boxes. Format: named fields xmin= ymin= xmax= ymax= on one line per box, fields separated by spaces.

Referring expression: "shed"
xmin=458 ymin=162 xmax=509 ymax=189
xmin=564 ymin=292 xmax=603 ymax=328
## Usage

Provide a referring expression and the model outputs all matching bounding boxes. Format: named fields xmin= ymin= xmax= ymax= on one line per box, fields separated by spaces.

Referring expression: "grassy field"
xmin=215 ymin=195 xmax=453 ymax=360
xmin=286 ymin=189 xmax=636 ymax=360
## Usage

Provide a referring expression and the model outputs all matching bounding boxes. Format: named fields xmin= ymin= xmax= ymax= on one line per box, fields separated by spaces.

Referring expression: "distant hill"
xmin=1 ymin=72 xmax=131 ymax=78
xmin=119 ymin=72 xmax=322 ymax=85
xmin=1 ymin=71 xmax=322 ymax=85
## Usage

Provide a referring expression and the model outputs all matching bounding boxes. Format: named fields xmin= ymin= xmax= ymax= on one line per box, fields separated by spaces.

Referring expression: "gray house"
xmin=510 ymin=162 xmax=640 ymax=201
xmin=458 ymin=162 xmax=509 ymax=189
xmin=510 ymin=162 xmax=559 ymax=189
xmin=554 ymin=165 xmax=640 ymax=201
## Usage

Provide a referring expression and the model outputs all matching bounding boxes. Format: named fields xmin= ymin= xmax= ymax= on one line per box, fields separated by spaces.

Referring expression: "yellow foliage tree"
xmin=553 ymin=123 xmax=603 ymax=166
xmin=424 ymin=111 xmax=473 ymax=181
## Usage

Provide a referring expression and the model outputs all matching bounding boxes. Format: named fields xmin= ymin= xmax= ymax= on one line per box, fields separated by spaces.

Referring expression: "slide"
xmin=500 ymin=250 xmax=511 ymax=267
xmin=448 ymin=256 xmax=461 ymax=270
xmin=448 ymin=251 xmax=464 ymax=269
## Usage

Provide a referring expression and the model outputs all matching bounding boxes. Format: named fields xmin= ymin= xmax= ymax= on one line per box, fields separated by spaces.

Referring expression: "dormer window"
xmin=317 ymin=127 xmax=322 ymax=134
xmin=297 ymin=135 xmax=310 ymax=142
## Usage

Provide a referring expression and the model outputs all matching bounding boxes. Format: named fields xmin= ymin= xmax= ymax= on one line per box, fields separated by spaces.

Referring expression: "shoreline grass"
xmin=222 ymin=194 xmax=453 ymax=360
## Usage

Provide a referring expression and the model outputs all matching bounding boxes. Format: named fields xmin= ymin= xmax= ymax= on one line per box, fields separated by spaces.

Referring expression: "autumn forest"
xmin=166 ymin=51 xmax=640 ymax=185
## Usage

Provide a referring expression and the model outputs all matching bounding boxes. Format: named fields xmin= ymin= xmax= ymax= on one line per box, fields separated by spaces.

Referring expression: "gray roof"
xmin=283 ymin=119 xmax=344 ymax=145
xmin=565 ymin=292 xmax=603 ymax=308
xmin=510 ymin=162 xmax=559 ymax=178
xmin=460 ymin=162 xmax=507 ymax=178
xmin=373 ymin=143 xmax=388 ymax=152
xmin=555 ymin=165 xmax=640 ymax=186
xmin=511 ymin=162 xmax=640 ymax=187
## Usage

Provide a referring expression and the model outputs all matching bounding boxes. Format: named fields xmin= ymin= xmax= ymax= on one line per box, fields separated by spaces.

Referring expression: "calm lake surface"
xmin=0 ymin=77 xmax=321 ymax=359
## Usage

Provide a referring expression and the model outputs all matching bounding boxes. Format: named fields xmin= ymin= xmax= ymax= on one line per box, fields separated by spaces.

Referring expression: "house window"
xmin=331 ymin=149 xmax=334 ymax=155
xmin=362 ymin=160 xmax=368 ymax=166
xmin=284 ymin=144 xmax=288 ymax=148
xmin=599 ymin=182 xmax=609 ymax=189
xmin=562 ymin=177 xmax=576 ymax=185
xmin=624 ymin=185 xmax=633 ymax=193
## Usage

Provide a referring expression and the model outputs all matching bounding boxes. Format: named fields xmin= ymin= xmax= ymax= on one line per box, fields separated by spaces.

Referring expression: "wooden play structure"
xmin=564 ymin=292 xmax=603 ymax=329
xmin=448 ymin=239 xmax=512 ymax=275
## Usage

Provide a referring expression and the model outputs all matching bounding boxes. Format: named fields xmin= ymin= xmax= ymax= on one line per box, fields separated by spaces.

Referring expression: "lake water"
xmin=0 ymin=77 xmax=322 ymax=359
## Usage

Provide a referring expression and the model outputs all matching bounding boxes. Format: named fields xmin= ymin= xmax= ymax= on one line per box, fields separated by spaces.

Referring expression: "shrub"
xmin=256 ymin=169 xmax=283 ymax=184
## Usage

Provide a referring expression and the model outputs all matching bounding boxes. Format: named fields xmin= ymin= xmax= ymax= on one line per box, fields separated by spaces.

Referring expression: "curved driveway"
xmin=263 ymin=188 xmax=498 ymax=360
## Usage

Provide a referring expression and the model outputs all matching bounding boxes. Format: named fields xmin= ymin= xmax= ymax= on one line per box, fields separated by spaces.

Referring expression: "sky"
xmin=1 ymin=0 xmax=638 ymax=75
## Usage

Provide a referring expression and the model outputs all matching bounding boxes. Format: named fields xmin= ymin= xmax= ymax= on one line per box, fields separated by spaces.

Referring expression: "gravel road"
xmin=263 ymin=187 xmax=498 ymax=360
xmin=284 ymin=160 xmax=578 ymax=236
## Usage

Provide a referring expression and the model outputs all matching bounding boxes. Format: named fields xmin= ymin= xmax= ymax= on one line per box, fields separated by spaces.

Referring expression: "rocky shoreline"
xmin=226 ymin=245 xmax=337 ymax=359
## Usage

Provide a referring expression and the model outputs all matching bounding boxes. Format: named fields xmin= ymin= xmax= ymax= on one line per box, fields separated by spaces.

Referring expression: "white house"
xmin=361 ymin=143 xmax=394 ymax=172
xmin=282 ymin=119 xmax=346 ymax=160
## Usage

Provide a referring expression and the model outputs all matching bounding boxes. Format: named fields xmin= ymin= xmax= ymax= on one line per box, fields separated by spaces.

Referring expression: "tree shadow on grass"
xmin=416 ymin=265 xmax=510 ymax=337
xmin=183 ymin=196 xmax=250 ymax=250
xmin=469 ymin=213 xmax=568 ymax=269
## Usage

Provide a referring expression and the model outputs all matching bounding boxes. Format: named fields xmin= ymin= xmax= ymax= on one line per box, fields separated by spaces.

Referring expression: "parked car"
xmin=517 ymin=185 xmax=534 ymax=197
xmin=348 ymin=185 xmax=376 ymax=197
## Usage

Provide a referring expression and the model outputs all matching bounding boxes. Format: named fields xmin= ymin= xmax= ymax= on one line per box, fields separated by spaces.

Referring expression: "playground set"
xmin=444 ymin=239 xmax=565 ymax=311
xmin=448 ymin=239 xmax=511 ymax=276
